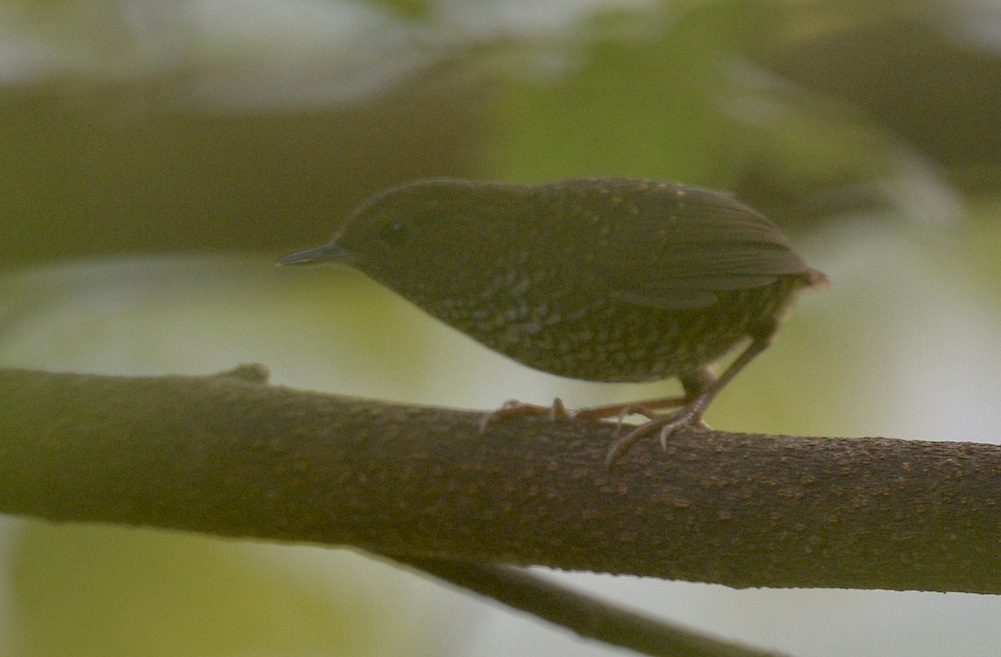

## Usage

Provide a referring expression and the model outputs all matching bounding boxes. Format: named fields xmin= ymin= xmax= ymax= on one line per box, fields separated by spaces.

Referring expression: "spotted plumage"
xmin=281 ymin=177 xmax=825 ymax=463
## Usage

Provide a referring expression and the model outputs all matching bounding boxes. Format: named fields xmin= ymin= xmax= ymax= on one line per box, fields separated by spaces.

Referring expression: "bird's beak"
xmin=278 ymin=241 xmax=354 ymax=266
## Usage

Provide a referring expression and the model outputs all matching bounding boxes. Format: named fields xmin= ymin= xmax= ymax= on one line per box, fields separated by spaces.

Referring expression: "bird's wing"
xmin=593 ymin=186 xmax=809 ymax=310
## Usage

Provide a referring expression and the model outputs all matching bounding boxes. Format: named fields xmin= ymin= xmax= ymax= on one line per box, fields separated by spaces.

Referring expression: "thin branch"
xmin=1 ymin=365 xmax=1000 ymax=596
xmin=387 ymin=555 xmax=789 ymax=657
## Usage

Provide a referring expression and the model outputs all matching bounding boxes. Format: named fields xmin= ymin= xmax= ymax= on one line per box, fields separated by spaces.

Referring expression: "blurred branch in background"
xmin=388 ymin=556 xmax=784 ymax=657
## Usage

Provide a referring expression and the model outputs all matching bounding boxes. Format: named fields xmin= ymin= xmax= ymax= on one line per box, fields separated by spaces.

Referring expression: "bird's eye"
xmin=379 ymin=221 xmax=409 ymax=249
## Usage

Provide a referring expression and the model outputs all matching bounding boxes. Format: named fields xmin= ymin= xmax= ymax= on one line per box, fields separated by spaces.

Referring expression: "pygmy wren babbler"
xmin=281 ymin=177 xmax=826 ymax=464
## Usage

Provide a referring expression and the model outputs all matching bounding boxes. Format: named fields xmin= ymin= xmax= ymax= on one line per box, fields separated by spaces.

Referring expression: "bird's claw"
xmin=605 ymin=408 xmax=709 ymax=468
xmin=478 ymin=397 xmax=572 ymax=432
xmin=481 ymin=395 xmax=709 ymax=469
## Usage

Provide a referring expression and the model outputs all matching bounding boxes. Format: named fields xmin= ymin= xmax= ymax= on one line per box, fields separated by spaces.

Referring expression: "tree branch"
xmin=1 ymin=366 xmax=999 ymax=594
xmin=4 ymin=365 xmax=1000 ymax=656
xmin=387 ymin=555 xmax=789 ymax=657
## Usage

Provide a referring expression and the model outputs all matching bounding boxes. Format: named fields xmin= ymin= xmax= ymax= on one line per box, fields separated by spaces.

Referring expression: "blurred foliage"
xmin=10 ymin=524 xmax=406 ymax=657
xmin=4 ymin=0 xmax=995 ymax=269
xmin=0 ymin=81 xmax=488 ymax=268
xmin=761 ymin=16 xmax=1001 ymax=174
xmin=488 ymin=1 xmax=747 ymax=182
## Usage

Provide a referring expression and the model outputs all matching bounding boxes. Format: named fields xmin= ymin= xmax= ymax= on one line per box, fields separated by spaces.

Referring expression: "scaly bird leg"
xmin=605 ymin=332 xmax=774 ymax=467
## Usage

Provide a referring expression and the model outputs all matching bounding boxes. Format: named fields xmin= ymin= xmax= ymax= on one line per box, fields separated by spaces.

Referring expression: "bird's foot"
xmin=479 ymin=395 xmax=689 ymax=433
xmin=477 ymin=397 xmax=574 ymax=432
xmin=480 ymin=395 xmax=708 ymax=467
xmin=478 ymin=394 xmax=691 ymax=432
xmin=604 ymin=406 xmax=710 ymax=468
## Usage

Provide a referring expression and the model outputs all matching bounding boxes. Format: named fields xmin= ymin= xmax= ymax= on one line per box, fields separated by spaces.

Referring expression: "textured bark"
xmin=1 ymin=366 xmax=999 ymax=594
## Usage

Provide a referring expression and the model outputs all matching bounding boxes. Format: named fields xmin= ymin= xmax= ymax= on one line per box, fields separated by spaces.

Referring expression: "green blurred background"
xmin=2 ymin=0 xmax=1001 ymax=655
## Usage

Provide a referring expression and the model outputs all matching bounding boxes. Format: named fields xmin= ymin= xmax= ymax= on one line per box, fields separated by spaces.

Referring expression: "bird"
xmin=280 ymin=177 xmax=826 ymax=465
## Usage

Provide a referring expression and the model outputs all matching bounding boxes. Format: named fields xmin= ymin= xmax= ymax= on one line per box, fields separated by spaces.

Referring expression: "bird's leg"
xmin=482 ymin=322 xmax=776 ymax=462
xmin=605 ymin=330 xmax=775 ymax=467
